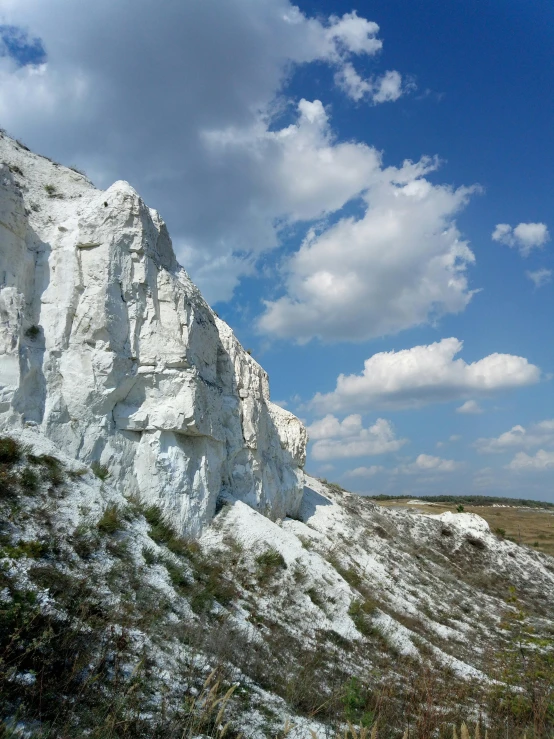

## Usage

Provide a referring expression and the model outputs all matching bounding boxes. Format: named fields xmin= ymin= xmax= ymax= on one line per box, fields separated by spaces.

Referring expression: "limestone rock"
xmin=0 ymin=134 xmax=307 ymax=534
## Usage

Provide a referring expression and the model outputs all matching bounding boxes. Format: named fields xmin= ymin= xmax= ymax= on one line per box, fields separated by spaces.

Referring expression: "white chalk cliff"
xmin=0 ymin=133 xmax=307 ymax=535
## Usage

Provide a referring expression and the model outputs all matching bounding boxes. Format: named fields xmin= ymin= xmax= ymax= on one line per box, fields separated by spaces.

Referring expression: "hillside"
xmin=375 ymin=497 xmax=554 ymax=557
xmin=2 ymin=430 xmax=554 ymax=737
xmin=1 ymin=134 xmax=553 ymax=738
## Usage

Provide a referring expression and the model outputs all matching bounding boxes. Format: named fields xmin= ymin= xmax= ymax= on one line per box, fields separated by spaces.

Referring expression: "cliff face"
xmin=0 ymin=134 xmax=306 ymax=535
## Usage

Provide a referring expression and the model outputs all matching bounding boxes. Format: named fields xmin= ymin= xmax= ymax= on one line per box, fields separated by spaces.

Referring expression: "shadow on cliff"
xmin=298 ymin=484 xmax=333 ymax=520
xmin=211 ymin=331 xmax=305 ymax=522
xmin=9 ymin=223 xmax=49 ymax=426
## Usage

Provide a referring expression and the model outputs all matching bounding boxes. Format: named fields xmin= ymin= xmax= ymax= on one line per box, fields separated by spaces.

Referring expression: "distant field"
xmin=370 ymin=494 xmax=554 ymax=509
xmin=373 ymin=498 xmax=554 ymax=556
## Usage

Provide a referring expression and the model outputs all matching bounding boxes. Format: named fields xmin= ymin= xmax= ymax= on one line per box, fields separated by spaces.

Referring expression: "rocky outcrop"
xmin=0 ymin=134 xmax=306 ymax=535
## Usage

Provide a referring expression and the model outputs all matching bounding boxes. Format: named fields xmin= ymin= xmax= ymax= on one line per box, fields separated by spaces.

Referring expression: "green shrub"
xmin=0 ymin=466 xmax=19 ymax=499
xmin=191 ymin=557 xmax=237 ymax=613
xmin=69 ymin=165 xmax=86 ymax=176
xmin=348 ymin=598 xmax=377 ymax=637
xmin=342 ymin=676 xmax=374 ymax=727
xmin=24 ymin=325 xmax=40 ymax=339
xmin=1 ymin=539 xmax=49 ymax=559
xmin=165 ymin=560 xmax=190 ymax=591
xmin=97 ymin=504 xmax=122 ymax=535
xmin=255 ymin=547 xmax=286 ymax=581
xmin=144 ymin=504 xmax=176 ymax=543
xmin=44 ymin=183 xmax=61 ymax=198
xmin=306 ymin=587 xmax=325 ymax=609
xmin=324 ymin=629 xmax=352 ymax=649
xmin=71 ymin=525 xmax=99 ymax=560
xmin=91 ymin=460 xmax=110 ymax=480
xmin=190 ymin=565 xmax=236 ymax=614
xmin=142 ymin=546 xmax=158 ymax=565
xmin=68 ymin=466 xmax=88 ymax=480
xmin=29 ymin=453 xmax=64 ymax=487
xmin=19 ymin=467 xmax=39 ymax=493
xmin=456 ymin=504 xmax=465 ymax=513
xmin=329 ymin=555 xmax=362 ymax=588
xmin=0 ymin=437 xmax=23 ymax=465
xmin=142 ymin=504 xmax=197 ymax=558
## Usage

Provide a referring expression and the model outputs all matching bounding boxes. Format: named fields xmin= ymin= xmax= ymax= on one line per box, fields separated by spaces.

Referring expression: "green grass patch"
xmin=0 ymin=437 xmax=24 ymax=465
xmin=255 ymin=547 xmax=286 ymax=581
xmin=348 ymin=598 xmax=378 ymax=637
xmin=97 ymin=504 xmax=122 ymax=535
xmin=91 ymin=460 xmax=110 ymax=480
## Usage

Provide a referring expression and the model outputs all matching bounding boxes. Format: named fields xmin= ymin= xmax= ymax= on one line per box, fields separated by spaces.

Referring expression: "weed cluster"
xmin=24 ymin=325 xmax=40 ymax=340
xmin=255 ymin=547 xmax=286 ymax=581
xmin=43 ymin=183 xmax=63 ymax=198
xmin=91 ymin=460 xmax=110 ymax=480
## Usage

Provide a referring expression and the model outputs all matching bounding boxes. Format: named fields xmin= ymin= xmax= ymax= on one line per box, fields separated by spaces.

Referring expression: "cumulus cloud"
xmin=456 ymin=400 xmax=483 ymax=414
xmin=475 ymin=420 xmax=554 ymax=454
xmin=0 ymin=1 xmax=405 ymax=304
xmin=345 ymin=465 xmax=385 ymax=477
xmin=526 ymin=268 xmax=552 ymax=288
xmin=307 ymin=414 xmax=407 ymax=460
xmin=506 ymin=449 xmax=554 ymax=471
xmin=492 ymin=222 xmax=550 ymax=257
xmin=395 ymin=454 xmax=461 ymax=474
xmin=335 ymin=63 xmax=404 ymax=103
xmin=258 ymin=158 xmax=481 ymax=341
xmin=311 ymin=338 xmax=541 ymax=413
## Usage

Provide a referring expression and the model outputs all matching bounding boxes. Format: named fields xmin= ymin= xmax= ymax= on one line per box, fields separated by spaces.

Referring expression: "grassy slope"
xmin=2 ymin=434 xmax=554 ymax=738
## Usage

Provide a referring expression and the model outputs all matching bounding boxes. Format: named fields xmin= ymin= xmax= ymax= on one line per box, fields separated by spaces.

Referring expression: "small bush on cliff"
xmin=97 ymin=504 xmax=123 ymax=534
xmin=0 ymin=437 xmax=24 ymax=465
xmin=91 ymin=460 xmax=110 ymax=480
xmin=255 ymin=547 xmax=286 ymax=581
xmin=24 ymin=324 xmax=40 ymax=340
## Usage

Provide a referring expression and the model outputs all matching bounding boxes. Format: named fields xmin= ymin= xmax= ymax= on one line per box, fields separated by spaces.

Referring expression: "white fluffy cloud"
xmin=0 ymin=1 xmax=404 ymax=304
xmin=526 ymin=268 xmax=552 ymax=288
xmin=307 ymin=414 xmax=407 ymax=460
xmin=311 ymin=338 xmax=541 ymax=413
xmin=456 ymin=400 xmax=483 ymax=414
xmin=492 ymin=222 xmax=550 ymax=257
xmin=259 ymin=159 xmax=479 ymax=342
xmin=395 ymin=454 xmax=461 ymax=474
xmin=506 ymin=450 xmax=554 ymax=471
xmin=345 ymin=465 xmax=385 ymax=477
xmin=475 ymin=420 xmax=554 ymax=454
xmin=335 ymin=64 xmax=404 ymax=103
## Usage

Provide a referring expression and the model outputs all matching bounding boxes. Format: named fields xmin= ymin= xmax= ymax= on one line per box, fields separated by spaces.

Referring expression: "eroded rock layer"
xmin=0 ymin=134 xmax=306 ymax=534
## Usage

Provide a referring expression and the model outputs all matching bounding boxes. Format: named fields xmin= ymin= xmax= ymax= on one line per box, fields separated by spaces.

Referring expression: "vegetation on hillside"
xmin=1 ymin=436 xmax=554 ymax=738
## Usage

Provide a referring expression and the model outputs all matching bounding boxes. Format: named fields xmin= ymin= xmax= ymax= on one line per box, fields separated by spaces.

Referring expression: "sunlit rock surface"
xmin=0 ymin=134 xmax=306 ymax=534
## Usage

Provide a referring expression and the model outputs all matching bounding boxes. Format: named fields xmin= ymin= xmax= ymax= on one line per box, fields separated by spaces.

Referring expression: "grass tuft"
xmin=91 ymin=460 xmax=110 ymax=480
xmin=0 ymin=437 xmax=24 ymax=465
xmin=348 ymin=598 xmax=378 ymax=637
xmin=97 ymin=504 xmax=122 ymax=535
xmin=255 ymin=547 xmax=286 ymax=581
xmin=24 ymin=325 xmax=40 ymax=340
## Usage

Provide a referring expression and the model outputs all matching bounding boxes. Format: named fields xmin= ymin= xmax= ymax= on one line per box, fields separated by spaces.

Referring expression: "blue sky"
xmin=1 ymin=0 xmax=552 ymax=499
